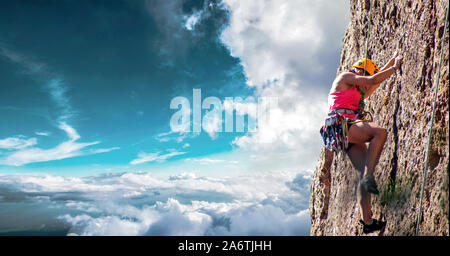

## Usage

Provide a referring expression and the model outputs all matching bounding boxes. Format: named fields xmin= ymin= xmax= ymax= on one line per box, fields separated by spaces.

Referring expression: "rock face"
xmin=310 ymin=0 xmax=449 ymax=236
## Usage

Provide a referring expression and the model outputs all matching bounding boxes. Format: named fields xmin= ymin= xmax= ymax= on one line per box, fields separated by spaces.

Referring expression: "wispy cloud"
xmin=0 ymin=46 xmax=118 ymax=163
xmin=89 ymin=147 xmax=120 ymax=154
xmin=0 ymin=122 xmax=115 ymax=166
xmin=59 ymin=122 xmax=81 ymax=141
xmin=0 ymin=46 xmax=75 ymax=122
xmin=35 ymin=132 xmax=50 ymax=136
xmin=155 ymin=131 xmax=182 ymax=143
xmin=46 ymin=78 xmax=75 ymax=122
xmin=130 ymin=150 xmax=186 ymax=165
xmin=0 ymin=137 xmax=37 ymax=150
xmin=0 ymin=46 xmax=48 ymax=74
xmin=154 ymin=130 xmax=198 ymax=143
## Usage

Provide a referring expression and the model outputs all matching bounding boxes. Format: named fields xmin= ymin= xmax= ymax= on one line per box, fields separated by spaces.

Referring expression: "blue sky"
xmin=0 ymin=0 xmax=349 ymax=235
xmin=0 ymin=0 xmax=255 ymax=175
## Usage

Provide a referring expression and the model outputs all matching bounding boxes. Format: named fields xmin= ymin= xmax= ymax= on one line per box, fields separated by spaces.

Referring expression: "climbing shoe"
xmin=361 ymin=174 xmax=379 ymax=195
xmin=359 ymin=219 xmax=386 ymax=234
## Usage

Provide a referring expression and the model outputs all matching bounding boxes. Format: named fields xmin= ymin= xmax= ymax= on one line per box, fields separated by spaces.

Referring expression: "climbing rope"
xmin=363 ymin=0 xmax=373 ymax=74
xmin=359 ymin=0 xmax=373 ymax=110
xmin=415 ymin=1 xmax=449 ymax=236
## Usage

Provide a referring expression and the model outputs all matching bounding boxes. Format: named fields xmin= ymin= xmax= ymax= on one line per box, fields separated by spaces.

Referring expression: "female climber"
xmin=322 ymin=51 xmax=403 ymax=234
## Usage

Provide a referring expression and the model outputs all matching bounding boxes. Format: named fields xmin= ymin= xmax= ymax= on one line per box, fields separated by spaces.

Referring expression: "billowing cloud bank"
xmin=219 ymin=0 xmax=350 ymax=170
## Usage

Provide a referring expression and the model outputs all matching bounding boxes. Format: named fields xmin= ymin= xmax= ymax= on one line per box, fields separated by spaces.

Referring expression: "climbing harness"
xmin=415 ymin=1 xmax=449 ymax=236
xmin=320 ymin=109 xmax=373 ymax=153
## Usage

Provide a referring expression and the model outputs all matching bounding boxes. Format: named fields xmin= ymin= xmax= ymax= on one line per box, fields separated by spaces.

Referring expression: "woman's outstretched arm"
xmin=363 ymin=50 xmax=400 ymax=98
xmin=341 ymin=54 xmax=403 ymax=98
xmin=379 ymin=50 xmax=399 ymax=72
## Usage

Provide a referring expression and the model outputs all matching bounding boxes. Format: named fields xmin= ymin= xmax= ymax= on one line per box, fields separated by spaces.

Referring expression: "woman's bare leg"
xmin=347 ymin=122 xmax=387 ymax=224
xmin=347 ymin=143 xmax=372 ymax=224
xmin=347 ymin=122 xmax=387 ymax=177
xmin=346 ymin=142 xmax=367 ymax=176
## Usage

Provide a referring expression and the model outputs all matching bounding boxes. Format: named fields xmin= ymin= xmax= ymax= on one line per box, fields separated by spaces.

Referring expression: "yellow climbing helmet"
xmin=352 ymin=58 xmax=380 ymax=75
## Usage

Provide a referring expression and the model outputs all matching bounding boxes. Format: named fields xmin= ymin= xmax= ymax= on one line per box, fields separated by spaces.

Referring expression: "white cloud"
xmin=0 ymin=137 xmax=37 ymax=150
xmin=60 ymin=197 xmax=310 ymax=235
xmin=0 ymin=174 xmax=113 ymax=193
xmin=145 ymin=198 xmax=213 ymax=235
xmin=0 ymin=122 xmax=115 ymax=166
xmin=168 ymin=172 xmax=197 ymax=180
xmin=154 ymin=130 xmax=198 ymax=143
xmin=89 ymin=147 xmax=120 ymax=154
xmin=61 ymin=213 xmax=149 ymax=236
xmin=59 ymin=122 xmax=80 ymax=141
xmin=184 ymin=10 xmax=203 ymax=31
xmin=188 ymin=158 xmax=225 ymax=164
xmin=130 ymin=150 xmax=186 ymax=165
xmin=211 ymin=204 xmax=310 ymax=235
xmin=220 ymin=0 xmax=349 ymax=87
xmin=219 ymin=0 xmax=350 ymax=171
xmin=155 ymin=130 xmax=185 ymax=143
xmin=35 ymin=132 xmax=50 ymax=136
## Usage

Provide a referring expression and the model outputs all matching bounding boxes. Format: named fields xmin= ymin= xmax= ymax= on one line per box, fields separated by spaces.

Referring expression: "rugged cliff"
xmin=310 ymin=0 xmax=449 ymax=236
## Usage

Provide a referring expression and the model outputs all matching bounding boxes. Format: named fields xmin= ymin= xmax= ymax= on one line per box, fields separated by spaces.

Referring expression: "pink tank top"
xmin=328 ymin=86 xmax=361 ymax=118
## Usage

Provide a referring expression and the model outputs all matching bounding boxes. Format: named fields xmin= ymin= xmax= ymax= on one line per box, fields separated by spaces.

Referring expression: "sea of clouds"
xmin=0 ymin=169 xmax=311 ymax=235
